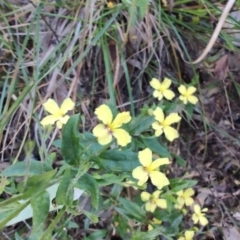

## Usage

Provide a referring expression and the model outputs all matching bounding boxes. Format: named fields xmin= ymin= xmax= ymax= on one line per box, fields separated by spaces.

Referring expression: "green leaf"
xmin=117 ymin=197 xmax=145 ymax=221
xmin=170 ymin=179 xmax=197 ymax=192
xmin=129 ymin=116 xmax=155 ymax=135
xmin=136 ymin=0 xmax=149 ymax=19
xmin=56 ymin=168 xmax=74 ymax=206
xmin=99 ymin=150 xmax=138 ymax=172
xmin=84 ymin=230 xmax=107 ymax=240
xmin=1 ymin=161 xmax=46 ymax=177
xmin=141 ymin=137 xmax=171 ymax=158
xmin=82 ymin=210 xmax=98 ymax=224
xmin=61 ymin=114 xmax=82 ymax=165
xmin=75 ymin=173 xmax=99 ymax=209
xmin=94 ymin=173 xmax=128 ymax=186
xmin=30 ymin=191 xmax=50 ymax=237
xmin=130 ymin=228 xmax=166 ymax=240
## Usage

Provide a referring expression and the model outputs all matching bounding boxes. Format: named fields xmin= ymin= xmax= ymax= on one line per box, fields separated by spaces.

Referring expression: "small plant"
xmin=0 ymin=78 xmax=207 ymax=239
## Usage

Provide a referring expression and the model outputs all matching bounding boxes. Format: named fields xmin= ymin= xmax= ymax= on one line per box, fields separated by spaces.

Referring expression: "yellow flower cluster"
xmin=150 ymin=78 xmax=198 ymax=105
xmin=132 ymin=148 xmax=170 ymax=212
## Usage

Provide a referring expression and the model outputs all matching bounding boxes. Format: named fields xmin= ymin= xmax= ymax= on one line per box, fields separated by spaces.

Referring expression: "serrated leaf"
xmin=30 ymin=191 xmax=50 ymax=237
xmin=61 ymin=114 xmax=82 ymax=165
xmin=1 ymin=161 xmax=46 ymax=177
xmin=141 ymin=137 xmax=171 ymax=158
xmin=99 ymin=150 xmax=138 ymax=172
xmin=75 ymin=173 xmax=99 ymax=209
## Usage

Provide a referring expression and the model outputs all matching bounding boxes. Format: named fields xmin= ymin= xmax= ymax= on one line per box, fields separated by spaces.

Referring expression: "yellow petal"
xmin=186 ymin=86 xmax=197 ymax=95
xmin=188 ymin=95 xmax=198 ymax=105
xmin=163 ymin=126 xmax=179 ymax=141
xmin=43 ymin=99 xmax=60 ymax=115
xmin=178 ymin=237 xmax=185 ymax=240
xmin=149 ymin=171 xmax=169 ymax=189
xmin=98 ymin=134 xmax=112 ymax=145
xmin=152 ymin=121 xmax=162 ymax=130
xmin=40 ymin=115 xmax=59 ymax=127
xmin=194 ymin=204 xmax=201 ymax=214
xmin=60 ymin=98 xmax=75 ymax=114
xmin=95 ymin=104 xmax=113 ymax=125
xmin=111 ymin=112 xmax=131 ymax=128
xmin=184 ymin=188 xmax=194 ymax=198
xmin=156 ymin=199 xmax=167 ymax=209
xmin=153 ymin=90 xmax=163 ymax=100
xmin=141 ymin=191 xmax=151 ymax=202
xmin=59 ymin=115 xmax=70 ymax=125
xmin=185 ymin=197 xmax=194 ymax=206
xmin=176 ymin=190 xmax=184 ymax=197
xmin=153 ymin=107 xmax=164 ymax=122
xmin=154 ymin=129 xmax=163 ymax=137
xmin=138 ymin=148 xmax=152 ymax=167
xmin=150 ymin=78 xmax=161 ymax=90
xmin=56 ymin=120 xmax=63 ymax=129
xmin=161 ymin=78 xmax=172 ymax=89
xmin=163 ymin=89 xmax=175 ymax=100
xmin=112 ymin=128 xmax=131 ymax=146
xmin=185 ymin=230 xmax=194 ymax=239
xmin=145 ymin=202 xmax=156 ymax=212
xmin=150 ymin=158 xmax=170 ymax=169
xmin=178 ymin=85 xmax=187 ymax=95
xmin=132 ymin=166 xmax=148 ymax=182
xmin=164 ymin=113 xmax=181 ymax=126
xmin=92 ymin=124 xmax=109 ymax=138
xmin=192 ymin=214 xmax=198 ymax=224
xmin=199 ymin=216 xmax=208 ymax=226
xmin=179 ymin=95 xmax=188 ymax=104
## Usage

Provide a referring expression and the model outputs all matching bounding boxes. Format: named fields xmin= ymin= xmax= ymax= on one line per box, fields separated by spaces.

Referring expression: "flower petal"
xmin=150 ymin=78 xmax=161 ymax=90
xmin=187 ymin=86 xmax=197 ymax=95
xmin=192 ymin=214 xmax=198 ymax=224
xmin=111 ymin=112 xmax=131 ymax=128
xmin=153 ymin=107 xmax=164 ymax=122
xmin=164 ymin=113 xmax=181 ymax=125
xmin=178 ymin=85 xmax=187 ymax=95
xmin=145 ymin=202 xmax=156 ymax=212
xmin=150 ymin=158 xmax=170 ymax=169
xmin=152 ymin=190 xmax=161 ymax=199
xmin=132 ymin=166 xmax=148 ymax=182
xmin=60 ymin=98 xmax=75 ymax=114
xmin=59 ymin=115 xmax=70 ymax=125
xmin=161 ymin=78 xmax=172 ymax=89
xmin=97 ymin=134 xmax=112 ymax=145
xmin=56 ymin=120 xmax=63 ymax=129
xmin=163 ymin=126 xmax=179 ymax=141
xmin=40 ymin=115 xmax=59 ymax=127
xmin=163 ymin=89 xmax=175 ymax=100
xmin=112 ymin=128 xmax=131 ymax=146
xmin=185 ymin=230 xmax=194 ymax=239
xmin=184 ymin=188 xmax=194 ymax=198
xmin=179 ymin=95 xmax=188 ymax=104
xmin=95 ymin=104 xmax=113 ymax=125
xmin=199 ymin=216 xmax=208 ymax=226
xmin=176 ymin=190 xmax=183 ymax=197
xmin=141 ymin=191 xmax=151 ymax=202
xmin=156 ymin=199 xmax=167 ymax=209
xmin=92 ymin=124 xmax=109 ymax=138
xmin=149 ymin=171 xmax=169 ymax=189
xmin=193 ymin=204 xmax=201 ymax=214
xmin=138 ymin=148 xmax=152 ymax=167
xmin=153 ymin=90 xmax=163 ymax=100
xmin=188 ymin=95 xmax=198 ymax=105
xmin=43 ymin=99 xmax=60 ymax=115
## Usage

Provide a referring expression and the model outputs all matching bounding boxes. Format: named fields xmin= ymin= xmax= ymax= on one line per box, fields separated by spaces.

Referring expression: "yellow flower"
xmin=40 ymin=98 xmax=75 ymax=129
xmin=152 ymin=107 xmax=181 ymax=142
xmin=141 ymin=190 xmax=167 ymax=212
xmin=107 ymin=1 xmax=114 ymax=8
xmin=175 ymin=188 xmax=194 ymax=209
xmin=178 ymin=85 xmax=198 ymax=105
xmin=92 ymin=104 xmax=131 ymax=146
xmin=150 ymin=78 xmax=175 ymax=101
xmin=148 ymin=218 xmax=162 ymax=231
xmin=178 ymin=230 xmax=194 ymax=240
xmin=132 ymin=148 xmax=170 ymax=189
xmin=192 ymin=204 xmax=208 ymax=226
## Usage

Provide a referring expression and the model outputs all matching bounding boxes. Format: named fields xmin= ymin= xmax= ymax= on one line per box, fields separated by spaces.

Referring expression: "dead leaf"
xmin=214 ymin=54 xmax=229 ymax=80
xmin=222 ymin=226 xmax=240 ymax=240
